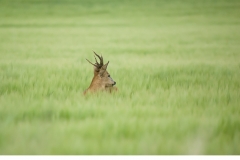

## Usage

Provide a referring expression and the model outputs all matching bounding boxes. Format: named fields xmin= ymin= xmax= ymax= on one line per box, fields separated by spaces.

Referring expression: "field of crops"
xmin=0 ymin=0 xmax=240 ymax=154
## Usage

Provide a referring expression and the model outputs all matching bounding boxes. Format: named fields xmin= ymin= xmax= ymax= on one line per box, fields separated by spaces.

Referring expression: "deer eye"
xmin=108 ymin=75 xmax=110 ymax=77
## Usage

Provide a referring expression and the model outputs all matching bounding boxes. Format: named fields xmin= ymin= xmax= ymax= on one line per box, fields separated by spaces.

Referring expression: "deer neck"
xmin=88 ymin=75 xmax=104 ymax=90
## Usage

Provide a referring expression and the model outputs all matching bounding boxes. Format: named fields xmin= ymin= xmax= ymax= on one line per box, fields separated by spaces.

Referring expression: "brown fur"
xmin=84 ymin=52 xmax=117 ymax=95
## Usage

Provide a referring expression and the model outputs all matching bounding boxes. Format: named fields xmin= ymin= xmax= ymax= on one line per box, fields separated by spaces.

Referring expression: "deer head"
xmin=84 ymin=52 xmax=117 ymax=94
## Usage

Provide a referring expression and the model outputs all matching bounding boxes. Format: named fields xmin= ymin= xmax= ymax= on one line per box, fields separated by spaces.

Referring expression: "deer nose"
xmin=113 ymin=81 xmax=116 ymax=85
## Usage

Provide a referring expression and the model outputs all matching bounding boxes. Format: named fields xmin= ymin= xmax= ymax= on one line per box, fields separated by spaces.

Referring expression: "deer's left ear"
xmin=99 ymin=61 xmax=109 ymax=77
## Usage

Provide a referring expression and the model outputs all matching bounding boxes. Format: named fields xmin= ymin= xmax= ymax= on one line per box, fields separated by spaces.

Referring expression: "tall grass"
xmin=0 ymin=0 xmax=240 ymax=154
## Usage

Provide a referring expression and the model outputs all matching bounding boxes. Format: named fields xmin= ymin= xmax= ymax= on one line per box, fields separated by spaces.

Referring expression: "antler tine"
xmin=100 ymin=55 xmax=103 ymax=65
xmin=94 ymin=56 xmax=99 ymax=65
xmin=93 ymin=51 xmax=101 ymax=59
xmin=93 ymin=51 xmax=103 ymax=66
xmin=86 ymin=59 xmax=98 ymax=68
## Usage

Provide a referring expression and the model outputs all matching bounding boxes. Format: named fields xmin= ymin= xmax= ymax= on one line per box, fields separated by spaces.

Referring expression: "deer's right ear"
xmin=99 ymin=61 xmax=109 ymax=77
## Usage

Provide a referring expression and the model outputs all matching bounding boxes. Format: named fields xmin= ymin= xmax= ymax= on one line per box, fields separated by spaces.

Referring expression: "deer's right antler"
xmin=86 ymin=51 xmax=105 ymax=72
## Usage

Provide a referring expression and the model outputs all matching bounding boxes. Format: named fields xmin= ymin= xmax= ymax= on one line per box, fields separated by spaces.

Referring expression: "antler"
xmin=86 ymin=51 xmax=104 ymax=72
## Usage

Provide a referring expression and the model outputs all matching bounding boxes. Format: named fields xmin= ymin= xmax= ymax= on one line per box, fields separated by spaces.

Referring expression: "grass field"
xmin=0 ymin=0 xmax=240 ymax=155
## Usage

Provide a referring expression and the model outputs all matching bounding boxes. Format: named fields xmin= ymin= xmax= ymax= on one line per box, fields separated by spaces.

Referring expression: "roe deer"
xmin=84 ymin=52 xmax=117 ymax=95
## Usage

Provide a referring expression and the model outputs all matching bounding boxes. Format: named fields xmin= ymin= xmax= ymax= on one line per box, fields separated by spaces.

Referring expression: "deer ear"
xmin=99 ymin=61 xmax=109 ymax=76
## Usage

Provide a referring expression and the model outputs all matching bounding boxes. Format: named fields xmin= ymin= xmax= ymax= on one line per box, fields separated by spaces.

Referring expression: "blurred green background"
xmin=0 ymin=0 xmax=240 ymax=154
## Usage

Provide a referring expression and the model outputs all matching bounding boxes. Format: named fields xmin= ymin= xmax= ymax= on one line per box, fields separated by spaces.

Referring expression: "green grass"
xmin=0 ymin=0 xmax=240 ymax=155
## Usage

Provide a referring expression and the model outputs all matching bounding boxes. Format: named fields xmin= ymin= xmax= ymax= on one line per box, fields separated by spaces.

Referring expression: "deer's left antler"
xmin=86 ymin=51 xmax=105 ymax=72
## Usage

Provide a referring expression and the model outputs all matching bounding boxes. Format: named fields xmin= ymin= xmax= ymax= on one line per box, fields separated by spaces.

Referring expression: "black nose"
xmin=113 ymin=81 xmax=116 ymax=85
